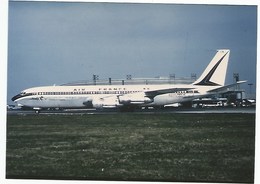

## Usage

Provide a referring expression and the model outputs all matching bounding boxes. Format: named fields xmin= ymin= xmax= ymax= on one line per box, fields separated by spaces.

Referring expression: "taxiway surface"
xmin=7 ymin=107 xmax=256 ymax=115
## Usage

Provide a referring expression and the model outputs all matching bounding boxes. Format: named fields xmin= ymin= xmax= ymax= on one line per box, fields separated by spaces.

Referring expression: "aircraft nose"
xmin=12 ymin=94 xmax=22 ymax=101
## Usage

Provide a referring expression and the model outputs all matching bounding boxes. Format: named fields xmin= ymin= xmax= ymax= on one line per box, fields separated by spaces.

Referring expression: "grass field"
xmin=6 ymin=113 xmax=255 ymax=183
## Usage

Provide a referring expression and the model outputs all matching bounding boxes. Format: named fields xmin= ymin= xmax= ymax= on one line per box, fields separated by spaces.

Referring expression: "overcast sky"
xmin=7 ymin=1 xmax=257 ymax=103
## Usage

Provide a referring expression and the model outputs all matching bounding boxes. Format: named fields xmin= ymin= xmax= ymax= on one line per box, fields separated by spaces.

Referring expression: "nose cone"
xmin=12 ymin=94 xmax=22 ymax=102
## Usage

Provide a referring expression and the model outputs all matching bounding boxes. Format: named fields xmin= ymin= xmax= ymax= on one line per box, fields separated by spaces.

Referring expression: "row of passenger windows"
xmin=180 ymin=90 xmax=199 ymax=93
xmin=29 ymin=90 xmax=199 ymax=96
xmin=37 ymin=91 xmax=142 ymax=95
xmin=97 ymin=88 xmax=150 ymax=91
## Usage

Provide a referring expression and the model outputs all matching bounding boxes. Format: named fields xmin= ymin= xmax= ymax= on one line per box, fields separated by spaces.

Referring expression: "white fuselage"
xmin=12 ymin=84 xmax=217 ymax=109
xmin=12 ymin=50 xmax=232 ymax=110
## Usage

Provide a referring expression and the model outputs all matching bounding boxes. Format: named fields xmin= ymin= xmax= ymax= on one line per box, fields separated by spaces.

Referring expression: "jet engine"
xmin=92 ymin=96 xmax=122 ymax=109
xmin=118 ymin=92 xmax=153 ymax=105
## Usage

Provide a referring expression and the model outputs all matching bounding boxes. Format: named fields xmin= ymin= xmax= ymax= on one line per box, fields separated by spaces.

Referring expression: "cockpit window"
xmin=12 ymin=92 xmax=33 ymax=101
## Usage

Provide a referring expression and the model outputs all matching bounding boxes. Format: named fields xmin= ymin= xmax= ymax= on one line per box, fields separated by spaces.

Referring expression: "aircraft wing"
xmin=208 ymin=81 xmax=247 ymax=93
xmin=145 ymin=87 xmax=194 ymax=98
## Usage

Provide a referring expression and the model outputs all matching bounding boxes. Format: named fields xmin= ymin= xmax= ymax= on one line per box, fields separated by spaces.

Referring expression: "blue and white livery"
xmin=12 ymin=49 xmax=245 ymax=111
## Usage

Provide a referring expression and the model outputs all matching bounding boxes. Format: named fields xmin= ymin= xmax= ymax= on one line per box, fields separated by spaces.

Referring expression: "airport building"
xmin=62 ymin=74 xmax=197 ymax=86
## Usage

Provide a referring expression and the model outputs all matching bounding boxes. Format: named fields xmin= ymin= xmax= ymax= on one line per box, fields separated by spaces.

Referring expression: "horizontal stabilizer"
xmin=208 ymin=81 xmax=247 ymax=93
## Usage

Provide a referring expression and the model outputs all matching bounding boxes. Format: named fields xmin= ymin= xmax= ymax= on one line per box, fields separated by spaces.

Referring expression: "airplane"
xmin=12 ymin=49 xmax=246 ymax=112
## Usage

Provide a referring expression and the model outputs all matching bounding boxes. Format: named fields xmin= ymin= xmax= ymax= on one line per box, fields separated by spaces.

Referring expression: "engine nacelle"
xmin=92 ymin=96 xmax=122 ymax=109
xmin=119 ymin=93 xmax=153 ymax=105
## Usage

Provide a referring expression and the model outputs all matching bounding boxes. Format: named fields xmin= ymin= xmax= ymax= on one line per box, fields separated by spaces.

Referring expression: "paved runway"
xmin=7 ymin=107 xmax=256 ymax=115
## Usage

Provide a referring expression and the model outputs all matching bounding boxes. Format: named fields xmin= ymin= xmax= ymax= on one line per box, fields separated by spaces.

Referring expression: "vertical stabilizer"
xmin=193 ymin=49 xmax=230 ymax=86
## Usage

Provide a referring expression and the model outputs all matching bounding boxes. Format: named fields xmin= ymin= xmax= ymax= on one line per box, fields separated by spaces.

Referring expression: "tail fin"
xmin=193 ymin=49 xmax=230 ymax=86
